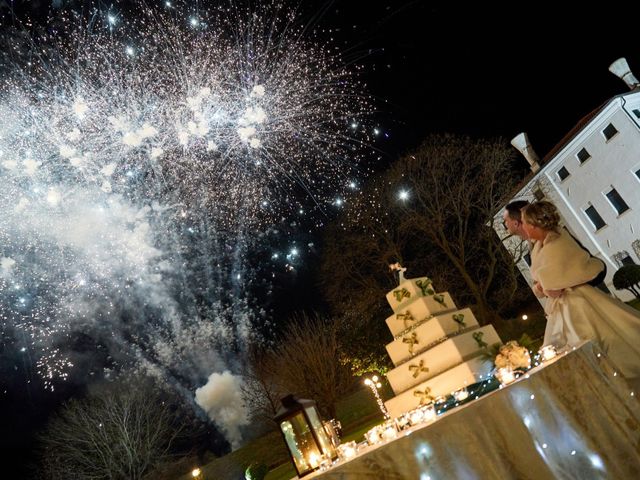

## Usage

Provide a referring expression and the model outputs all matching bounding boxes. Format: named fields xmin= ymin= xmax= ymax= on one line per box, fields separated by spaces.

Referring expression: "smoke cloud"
xmin=195 ymin=370 xmax=250 ymax=449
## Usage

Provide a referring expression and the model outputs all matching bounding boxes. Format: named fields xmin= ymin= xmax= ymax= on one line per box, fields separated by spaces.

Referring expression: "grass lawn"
xmin=264 ymin=462 xmax=295 ymax=480
xmin=175 ymin=385 xmax=389 ymax=480
xmin=175 ymin=430 xmax=289 ymax=480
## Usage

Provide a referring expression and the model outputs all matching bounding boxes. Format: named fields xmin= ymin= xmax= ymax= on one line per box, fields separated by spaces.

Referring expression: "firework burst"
xmin=0 ymin=0 xmax=371 ymax=400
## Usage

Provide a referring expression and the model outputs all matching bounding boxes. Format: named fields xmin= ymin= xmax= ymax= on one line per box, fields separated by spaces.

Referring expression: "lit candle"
xmin=395 ymin=414 xmax=409 ymax=429
xmin=421 ymin=403 xmax=436 ymax=422
xmin=540 ymin=345 xmax=557 ymax=362
xmin=409 ymin=409 xmax=423 ymax=425
xmin=453 ymin=388 xmax=469 ymax=402
xmin=381 ymin=421 xmax=398 ymax=441
xmin=307 ymin=452 xmax=322 ymax=468
xmin=337 ymin=441 xmax=357 ymax=460
xmin=319 ymin=457 xmax=332 ymax=471
xmin=365 ymin=427 xmax=381 ymax=445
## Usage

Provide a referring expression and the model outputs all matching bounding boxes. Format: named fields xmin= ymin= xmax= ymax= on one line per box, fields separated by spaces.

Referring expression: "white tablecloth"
xmin=309 ymin=341 xmax=640 ymax=480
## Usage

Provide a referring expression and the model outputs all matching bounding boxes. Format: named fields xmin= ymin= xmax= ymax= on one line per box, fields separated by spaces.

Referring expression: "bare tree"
xmin=271 ymin=312 xmax=356 ymax=419
xmin=388 ymin=134 xmax=524 ymax=324
xmin=320 ymin=173 xmax=407 ymax=323
xmin=38 ymin=377 xmax=185 ymax=480
xmin=321 ymin=134 xmax=531 ymax=340
xmin=318 ymin=173 xmax=462 ymax=373
xmin=241 ymin=345 xmax=289 ymax=431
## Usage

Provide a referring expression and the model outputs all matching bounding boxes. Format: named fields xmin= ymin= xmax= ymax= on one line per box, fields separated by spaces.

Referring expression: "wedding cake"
xmin=383 ymin=268 xmax=502 ymax=419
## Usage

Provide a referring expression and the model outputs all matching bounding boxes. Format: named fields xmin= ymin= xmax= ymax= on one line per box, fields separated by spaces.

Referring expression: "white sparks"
xmin=0 ymin=2 xmax=371 ymax=408
xmin=46 ymin=188 xmax=61 ymax=205
xmin=73 ymin=97 xmax=89 ymax=119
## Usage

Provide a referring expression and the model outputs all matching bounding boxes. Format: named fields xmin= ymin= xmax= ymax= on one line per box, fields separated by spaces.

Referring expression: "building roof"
xmin=540 ymin=102 xmax=605 ymax=164
xmin=500 ymin=89 xmax=639 ymax=208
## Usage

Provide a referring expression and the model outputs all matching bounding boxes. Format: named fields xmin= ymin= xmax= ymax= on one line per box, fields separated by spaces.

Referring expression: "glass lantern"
xmin=274 ymin=394 xmax=338 ymax=477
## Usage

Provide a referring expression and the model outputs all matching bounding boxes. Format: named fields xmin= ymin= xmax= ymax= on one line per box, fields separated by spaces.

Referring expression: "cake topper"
xmin=389 ymin=262 xmax=407 ymax=285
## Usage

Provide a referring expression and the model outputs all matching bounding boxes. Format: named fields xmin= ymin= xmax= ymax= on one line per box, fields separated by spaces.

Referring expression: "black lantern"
xmin=274 ymin=394 xmax=338 ymax=477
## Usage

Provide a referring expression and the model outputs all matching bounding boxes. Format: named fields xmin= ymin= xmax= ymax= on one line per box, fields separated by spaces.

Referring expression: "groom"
xmin=502 ymin=200 xmax=532 ymax=264
xmin=503 ymin=200 xmax=609 ymax=292
xmin=502 ymin=200 xmax=531 ymax=241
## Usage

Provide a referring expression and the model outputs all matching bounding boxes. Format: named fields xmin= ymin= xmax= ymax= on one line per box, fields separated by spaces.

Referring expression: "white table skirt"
xmin=308 ymin=341 xmax=640 ymax=480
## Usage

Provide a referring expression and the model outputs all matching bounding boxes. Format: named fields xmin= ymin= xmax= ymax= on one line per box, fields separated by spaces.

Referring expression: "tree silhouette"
xmin=613 ymin=264 xmax=640 ymax=298
xmin=320 ymin=134 xmax=533 ymax=371
xmin=270 ymin=312 xmax=356 ymax=419
xmin=37 ymin=376 xmax=186 ymax=480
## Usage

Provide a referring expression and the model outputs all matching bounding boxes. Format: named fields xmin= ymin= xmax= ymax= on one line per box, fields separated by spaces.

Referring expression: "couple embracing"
xmin=503 ymin=200 xmax=640 ymax=386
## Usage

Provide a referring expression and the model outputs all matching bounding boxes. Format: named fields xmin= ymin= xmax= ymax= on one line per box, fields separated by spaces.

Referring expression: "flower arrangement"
xmin=494 ymin=341 xmax=531 ymax=371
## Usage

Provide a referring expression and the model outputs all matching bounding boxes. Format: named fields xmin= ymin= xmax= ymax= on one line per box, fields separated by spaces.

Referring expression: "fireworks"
xmin=0 ymin=2 xmax=371 ymax=392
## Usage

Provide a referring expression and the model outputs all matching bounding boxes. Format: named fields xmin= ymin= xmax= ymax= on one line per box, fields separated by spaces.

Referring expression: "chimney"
xmin=511 ymin=132 xmax=540 ymax=173
xmin=609 ymin=57 xmax=639 ymax=90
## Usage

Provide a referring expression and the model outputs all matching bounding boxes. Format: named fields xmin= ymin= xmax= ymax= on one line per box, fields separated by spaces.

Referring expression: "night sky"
xmin=329 ymin=2 xmax=640 ymax=160
xmin=1 ymin=0 xmax=639 ymax=477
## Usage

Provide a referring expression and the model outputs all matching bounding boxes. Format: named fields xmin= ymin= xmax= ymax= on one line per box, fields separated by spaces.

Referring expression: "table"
xmin=309 ymin=341 xmax=640 ymax=479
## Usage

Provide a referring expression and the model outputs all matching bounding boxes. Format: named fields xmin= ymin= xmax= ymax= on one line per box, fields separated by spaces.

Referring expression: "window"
xmin=613 ymin=251 xmax=636 ymax=267
xmin=623 ymin=255 xmax=636 ymax=266
xmin=605 ymin=187 xmax=630 ymax=215
xmin=557 ymin=166 xmax=570 ymax=181
xmin=635 ymin=167 xmax=640 ymax=180
xmin=633 ymin=108 xmax=640 ymax=119
xmin=576 ymin=148 xmax=591 ymax=164
xmin=602 ymin=123 xmax=618 ymax=141
xmin=523 ymin=253 xmax=531 ymax=266
xmin=584 ymin=205 xmax=606 ymax=230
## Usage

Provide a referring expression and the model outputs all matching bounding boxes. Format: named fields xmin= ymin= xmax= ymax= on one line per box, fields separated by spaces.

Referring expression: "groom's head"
xmin=502 ymin=200 xmax=530 ymax=239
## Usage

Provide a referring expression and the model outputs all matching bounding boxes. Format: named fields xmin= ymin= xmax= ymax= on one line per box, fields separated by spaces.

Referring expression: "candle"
xmin=453 ymin=388 xmax=469 ymax=402
xmin=540 ymin=345 xmax=557 ymax=362
xmin=382 ymin=426 xmax=397 ymax=441
xmin=396 ymin=414 xmax=409 ymax=429
xmin=381 ymin=421 xmax=398 ymax=441
xmin=409 ymin=409 xmax=423 ymax=425
xmin=421 ymin=404 xmax=436 ymax=422
xmin=337 ymin=441 xmax=357 ymax=460
xmin=319 ymin=457 xmax=333 ymax=471
xmin=307 ymin=452 xmax=322 ymax=468
xmin=365 ymin=426 xmax=381 ymax=445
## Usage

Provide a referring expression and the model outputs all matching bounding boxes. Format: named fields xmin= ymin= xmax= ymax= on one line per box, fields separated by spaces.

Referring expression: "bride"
xmin=521 ymin=201 xmax=640 ymax=382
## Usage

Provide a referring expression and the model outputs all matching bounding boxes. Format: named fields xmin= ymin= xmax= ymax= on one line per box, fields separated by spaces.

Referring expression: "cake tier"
xmin=386 ymin=277 xmax=437 ymax=312
xmin=384 ymin=356 xmax=494 ymax=419
xmin=385 ymin=308 xmax=479 ymax=366
xmin=386 ymin=325 xmax=501 ymax=395
xmin=385 ymin=292 xmax=456 ymax=336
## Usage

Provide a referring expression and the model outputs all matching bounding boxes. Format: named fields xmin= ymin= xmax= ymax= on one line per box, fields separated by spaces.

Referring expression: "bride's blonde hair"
xmin=521 ymin=201 xmax=561 ymax=231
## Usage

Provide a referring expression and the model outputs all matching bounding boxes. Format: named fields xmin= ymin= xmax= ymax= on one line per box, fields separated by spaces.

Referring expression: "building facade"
xmin=496 ymin=82 xmax=640 ymax=301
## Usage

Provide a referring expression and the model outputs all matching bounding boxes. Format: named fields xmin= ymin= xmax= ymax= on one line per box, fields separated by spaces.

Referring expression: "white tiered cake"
xmin=383 ymin=273 xmax=502 ymax=419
